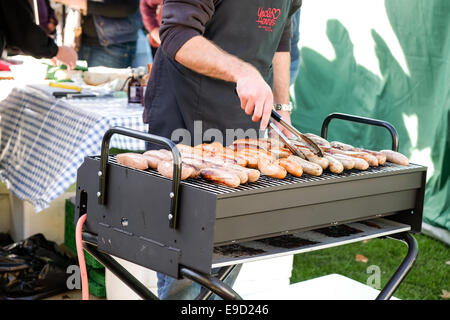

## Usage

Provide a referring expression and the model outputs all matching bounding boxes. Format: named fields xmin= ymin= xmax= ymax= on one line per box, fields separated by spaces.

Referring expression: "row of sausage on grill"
xmin=115 ymin=133 xmax=409 ymax=188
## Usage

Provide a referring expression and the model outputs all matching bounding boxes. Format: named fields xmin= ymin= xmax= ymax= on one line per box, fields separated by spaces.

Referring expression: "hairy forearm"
xmin=272 ymin=51 xmax=291 ymax=104
xmin=174 ymin=36 xmax=259 ymax=83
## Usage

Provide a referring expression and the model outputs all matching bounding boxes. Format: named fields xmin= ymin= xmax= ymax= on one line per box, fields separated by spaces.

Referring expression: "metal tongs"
xmin=270 ymin=110 xmax=324 ymax=157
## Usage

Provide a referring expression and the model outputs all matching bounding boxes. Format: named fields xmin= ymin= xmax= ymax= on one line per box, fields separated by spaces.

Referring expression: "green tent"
xmin=291 ymin=0 xmax=449 ymax=242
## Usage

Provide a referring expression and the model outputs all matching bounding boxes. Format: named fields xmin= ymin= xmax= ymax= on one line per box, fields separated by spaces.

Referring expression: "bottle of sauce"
xmin=128 ymin=67 xmax=145 ymax=104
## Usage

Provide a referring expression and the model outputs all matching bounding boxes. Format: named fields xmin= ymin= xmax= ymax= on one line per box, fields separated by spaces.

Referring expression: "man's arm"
xmin=175 ymin=36 xmax=274 ymax=130
xmin=272 ymin=51 xmax=293 ymax=137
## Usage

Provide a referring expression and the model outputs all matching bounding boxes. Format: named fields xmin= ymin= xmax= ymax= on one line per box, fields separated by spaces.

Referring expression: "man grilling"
xmin=143 ymin=0 xmax=302 ymax=299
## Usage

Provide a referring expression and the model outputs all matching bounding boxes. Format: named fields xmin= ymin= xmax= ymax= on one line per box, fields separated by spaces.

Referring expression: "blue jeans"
xmin=78 ymin=41 xmax=137 ymax=68
xmin=157 ymin=265 xmax=242 ymax=300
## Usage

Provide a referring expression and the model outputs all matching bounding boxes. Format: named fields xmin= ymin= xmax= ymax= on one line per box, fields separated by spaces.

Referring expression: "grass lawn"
xmin=290 ymin=233 xmax=450 ymax=300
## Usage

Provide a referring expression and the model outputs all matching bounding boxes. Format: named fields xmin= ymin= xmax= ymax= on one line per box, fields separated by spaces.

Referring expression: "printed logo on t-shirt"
xmin=256 ymin=7 xmax=281 ymax=32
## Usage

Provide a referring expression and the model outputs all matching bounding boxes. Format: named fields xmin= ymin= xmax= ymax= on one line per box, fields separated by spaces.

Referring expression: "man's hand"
xmin=235 ymin=66 xmax=273 ymax=130
xmin=51 ymin=45 xmax=78 ymax=69
xmin=150 ymin=28 xmax=161 ymax=45
xmin=53 ymin=0 xmax=87 ymax=11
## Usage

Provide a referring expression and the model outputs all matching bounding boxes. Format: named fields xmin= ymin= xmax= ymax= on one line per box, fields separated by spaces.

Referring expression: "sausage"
xmin=276 ymin=158 xmax=303 ymax=177
xmin=287 ymin=155 xmax=323 ymax=176
xmin=380 ymin=150 xmax=409 ymax=166
xmin=116 ymin=153 xmax=149 ymax=170
xmin=330 ymin=153 xmax=369 ymax=170
xmin=324 ymin=155 xmax=344 ymax=174
xmin=325 ymin=153 xmax=355 ymax=170
xmin=323 ymin=147 xmax=372 ymax=163
xmin=364 ymin=153 xmax=379 ymax=167
xmin=209 ymin=165 xmax=248 ymax=184
xmin=236 ymin=148 xmax=276 ymax=161
xmin=269 ymin=147 xmax=292 ymax=159
xmin=194 ymin=142 xmax=225 ymax=154
xmin=213 ymin=162 xmax=260 ymax=182
xmin=330 ymin=141 xmax=355 ymax=151
xmin=157 ymin=160 xmax=195 ymax=180
xmin=211 ymin=152 xmax=248 ymax=167
xmin=297 ymin=146 xmax=329 ymax=169
xmin=200 ymin=168 xmax=241 ymax=188
xmin=231 ymin=141 xmax=268 ymax=151
xmin=360 ymin=149 xmax=386 ymax=165
xmin=235 ymin=152 xmax=258 ymax=168
xmin=303 ymin=133 xmax=332 ymax=148
xmin=257 ymin=157 xmax=287 ymax=179
xmin=330 ymin=142 xmax=380 ymax=166
xmin=142 ymin=150 xmax=172 ymax=169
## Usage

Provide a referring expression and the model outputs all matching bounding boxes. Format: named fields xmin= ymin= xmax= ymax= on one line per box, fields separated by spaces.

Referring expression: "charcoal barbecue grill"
xmin=76 ymin=113 xmax=426 ymax=300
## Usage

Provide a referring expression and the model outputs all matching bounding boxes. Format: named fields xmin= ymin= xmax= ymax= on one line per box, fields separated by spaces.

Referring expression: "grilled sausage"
xmin=213 ymin=162 xmax=260 ymax=182
xmin=157 ymin=161 xmax=195 ymax=180
xmin=257 ymin=157 xmax=287 ymax=179
xmin=211 ymin=152 xmax=248 ymax=167
xmin=323 ymin=147 xmax=372 ymax=163
xmin=269 ymin=147 xmax=292 ymax=159
xmin=324 ymin=155 xmax=344 ymax=174
xmin=210 ymin=165 xmax=248 ymax=184
xmin=303 ymin=133 xmax=332 ymax=148
xmin=287 ymin=155 xmax=323 ymax=176
xmin=276 ymin=158 xmax=303 ymax=177
xmin=142 ymin=150 xmax=172 ymax=169
xmin=330 ymin=142 xmax=380 ymax=166
xmin=296 ymin=146 xmax=329 ymax=169
xmin=236 ymin=148 xmax=276 ymax=161
xmin=116 ymin=153 xmax=149 ymax=170
xmin=380 ymin=150 xmax=409 ymax=166
xmin=325 ymin=153 xmax=355 ymax=170
xmin=360 ymin=149 xmax=387 ymax=165
xmin=194 ymin=142 xmax=225 ymax=154
xmin=200 ymin=168 xmax=241 ymax=188
xmin=329 ymin=153 xmax=369 ymax=170
xmin=330 ymin=141 xmax=355 ymax=151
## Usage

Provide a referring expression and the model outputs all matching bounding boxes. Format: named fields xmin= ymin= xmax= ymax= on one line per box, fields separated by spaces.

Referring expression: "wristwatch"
xmin=273 ymin=102 xmax=293 ymax=112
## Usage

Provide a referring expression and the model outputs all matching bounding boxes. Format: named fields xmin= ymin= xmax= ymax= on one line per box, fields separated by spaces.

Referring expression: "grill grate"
xmin=98 ymin=155 xmax=422 ymax=195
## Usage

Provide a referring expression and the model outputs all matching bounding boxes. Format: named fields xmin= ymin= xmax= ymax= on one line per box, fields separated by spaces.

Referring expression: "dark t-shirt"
xmin=144 ymin=0 xmax=302 ymax=144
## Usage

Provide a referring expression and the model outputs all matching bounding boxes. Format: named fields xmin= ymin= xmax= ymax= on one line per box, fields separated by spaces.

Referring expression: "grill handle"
xmin=321 ymin=113 xmax=399 ymax=151
xmin=98 ymin=127 xmax=182 ymax=229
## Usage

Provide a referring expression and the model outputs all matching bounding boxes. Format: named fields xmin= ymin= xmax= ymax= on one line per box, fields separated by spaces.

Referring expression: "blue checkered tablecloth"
xmin=0 ymin=85 xmax=148 ymax=212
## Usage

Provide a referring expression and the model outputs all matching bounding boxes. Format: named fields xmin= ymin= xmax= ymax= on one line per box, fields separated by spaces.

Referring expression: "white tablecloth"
xmin=0 ymin=84 xmax=148 ymax=211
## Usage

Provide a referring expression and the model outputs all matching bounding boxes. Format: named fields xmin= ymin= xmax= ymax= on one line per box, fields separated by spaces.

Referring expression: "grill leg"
xmin=194 ymin=265 xmax=237 ymax=300
xmin=375 ymin=232 xmax=418 ymax=300
xmin=180 ymin=266 xmax=242 ymax=300
xmin=83 ymin=242 xmax=159 ymax=300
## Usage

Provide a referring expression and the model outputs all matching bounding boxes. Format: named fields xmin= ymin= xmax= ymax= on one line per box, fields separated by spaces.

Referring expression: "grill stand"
xmin=81 ymin=230 xmax=417 ymax=300
xmin=375 ymin=232 xmax=418 ymax=300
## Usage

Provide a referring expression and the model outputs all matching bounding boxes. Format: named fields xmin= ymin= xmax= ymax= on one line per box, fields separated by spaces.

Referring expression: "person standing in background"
xmin=140 ymin=0 xmax=163 ymax=58
xmin=54 ymin=0 xmax=143 ymax=68
xmin=0 ymin=0 xmax=77 ymax=68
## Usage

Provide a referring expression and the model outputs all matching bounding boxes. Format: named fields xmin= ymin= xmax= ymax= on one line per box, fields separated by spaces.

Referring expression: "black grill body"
xmin=76 ymin=155 xmax=426 ymax=279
